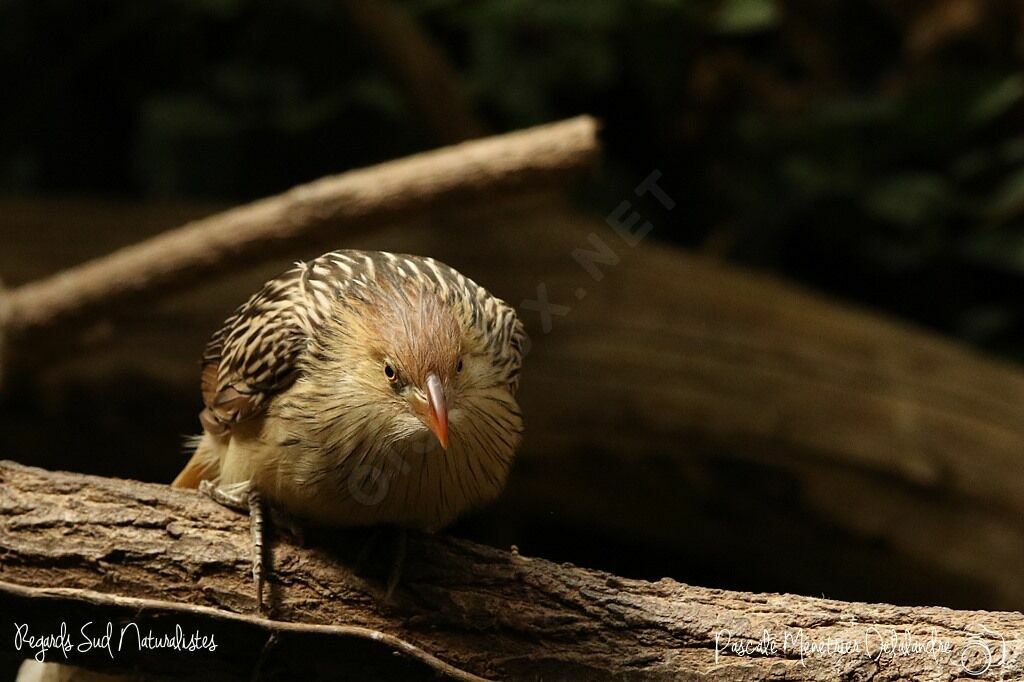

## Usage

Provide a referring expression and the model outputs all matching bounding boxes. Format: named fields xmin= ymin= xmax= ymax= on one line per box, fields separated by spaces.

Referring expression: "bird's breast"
xmin=258 ymin=419 xmax=513 ymax=531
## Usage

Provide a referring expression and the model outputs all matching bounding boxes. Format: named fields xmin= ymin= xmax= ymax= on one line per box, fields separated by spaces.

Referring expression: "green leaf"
xmin=969 ymin=75 xmax=1024 ymax=126
xmin=950 ymin=149 xmax=994 ymax=181
xmin=863 ymin=173 xmax=952 ymax=227
xmin=1001 ymin=137 xmax=1024 ymax=164
xmin=715 ymin=0 xmax=777 ymax=34
xmin=987 ymin=167 xmax=1024 ymax=220
xmin=962 ymin=231 xmax=1024 ymax=273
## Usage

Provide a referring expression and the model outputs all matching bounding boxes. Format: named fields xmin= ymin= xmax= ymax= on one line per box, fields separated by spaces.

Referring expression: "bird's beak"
xmin=423 ymin=373 xmax=449 ymax=450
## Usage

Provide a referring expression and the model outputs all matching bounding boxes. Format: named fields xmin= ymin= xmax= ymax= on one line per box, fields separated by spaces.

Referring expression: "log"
xmin=1 ymin=461 xmax=1021 ymax=681
xmin=4 ymin=195 xmax=1024 ymax=615
xmin=0 ymin=116 xmax=598 ymax=343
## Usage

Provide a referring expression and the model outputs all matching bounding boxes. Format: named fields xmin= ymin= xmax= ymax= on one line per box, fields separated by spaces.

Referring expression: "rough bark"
xmin=0 ymin=116 xmax=598 ymax=342
xmin=4 ymin=195 xmax=1024 ymax=614
xmin=1 ymin=461 xmax=1021 ymax=681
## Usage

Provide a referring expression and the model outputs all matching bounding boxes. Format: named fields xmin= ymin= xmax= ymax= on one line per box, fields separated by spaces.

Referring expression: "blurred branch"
xmin=3 ymin=460 xmax=1022 ymax=681
xmin=0 ymin=279 xmax=8 ymax=389
xmin=5 ymin=197 xmax=1024 ymax=611
xmin=0 ymin=116 xmax=598 ymax=350
xmin=339 ymin=0 xmax=485 ymax=143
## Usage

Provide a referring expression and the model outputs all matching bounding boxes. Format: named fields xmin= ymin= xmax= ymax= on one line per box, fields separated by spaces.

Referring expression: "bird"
xmin=172 ymin=249 xmax=527 ymax=607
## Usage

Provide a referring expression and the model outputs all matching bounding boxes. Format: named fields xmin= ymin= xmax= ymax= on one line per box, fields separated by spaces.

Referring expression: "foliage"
xmin=1 ymin=0 xmax=1022 ymax=356
xmin=413 ymin=0 xmax=1024 ymax=357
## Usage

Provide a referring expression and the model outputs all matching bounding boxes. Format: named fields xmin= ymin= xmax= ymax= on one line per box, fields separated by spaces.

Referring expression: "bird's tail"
xmin=172 ymin=432 xmax=221 ymax=489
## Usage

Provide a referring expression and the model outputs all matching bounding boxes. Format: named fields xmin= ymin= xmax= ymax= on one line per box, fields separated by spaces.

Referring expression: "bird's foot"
xmin=268 ymin=507 xmax=307 ymax=546
xmin=353 ymin=526 xmax=383 ymax=576
xmin=384 ymin=528 xmax=407 ymax=604
xmin=199 ymin=479 xmax=267 ymax=615
xmin=198 ymin=479 xmax=249 ymax=510
xmin=352 ymin=526 xmax=408 ymax=604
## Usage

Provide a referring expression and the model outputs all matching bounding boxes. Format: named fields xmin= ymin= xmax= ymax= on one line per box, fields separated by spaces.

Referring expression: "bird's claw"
xmin=384 ymin=528 xmax=407 ymax=604
xmin=198 ymin=479 xmax=266 ymax=613
xmin=199 ymin=479 xmax=250 ymax=512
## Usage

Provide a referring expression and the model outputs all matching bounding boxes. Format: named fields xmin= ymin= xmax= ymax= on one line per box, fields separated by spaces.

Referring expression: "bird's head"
xmin=360 ymin=285 xmax=462 ymax=450
xmin=310 ymin=279 xmax=518 ymax=456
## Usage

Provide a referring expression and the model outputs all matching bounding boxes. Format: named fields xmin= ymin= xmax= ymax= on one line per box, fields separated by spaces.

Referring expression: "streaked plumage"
xmin=176 ymin=250 xmax=526 ymax=531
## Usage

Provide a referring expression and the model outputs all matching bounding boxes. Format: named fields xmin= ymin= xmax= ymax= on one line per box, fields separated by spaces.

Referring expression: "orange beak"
xmin=424 ymin=373 xmax=449 ymax=450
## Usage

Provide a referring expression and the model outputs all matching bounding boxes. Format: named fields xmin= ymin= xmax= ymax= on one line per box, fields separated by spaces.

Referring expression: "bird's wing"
xmin=504 ymin=310 xmax=527 ymax=395
xmin=199 ymin=255 xmax=347 ymax=433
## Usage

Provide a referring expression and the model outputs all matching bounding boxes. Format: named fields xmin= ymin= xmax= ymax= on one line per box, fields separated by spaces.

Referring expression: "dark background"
xmin=2 ymin=2 xmax=1023 ymax=674
xmin=4 ymin=0 xmax=1023 ymax=358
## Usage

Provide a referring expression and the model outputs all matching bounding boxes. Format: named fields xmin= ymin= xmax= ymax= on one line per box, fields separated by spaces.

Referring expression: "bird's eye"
xmin=384 ymin=363 xmax=397 ymax=382
xmin=456 ymin=358 xmax=463 ymax=373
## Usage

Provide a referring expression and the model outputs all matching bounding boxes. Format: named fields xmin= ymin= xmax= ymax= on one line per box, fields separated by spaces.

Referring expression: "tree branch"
xmin=1 ymin=461 xmax=1021 ymax=681
xmin=0 ymin=116 xmax=598 ymax=343
xmin=5 ymin=194 xmax=1024 ymax=613
xmin=5 ymin=194 xmax=1024 ymax=612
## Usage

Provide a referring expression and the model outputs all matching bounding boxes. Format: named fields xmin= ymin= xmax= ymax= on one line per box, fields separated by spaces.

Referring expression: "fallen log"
xmin=1 ymin=461 xmax=1021 ymax=681
xmin=4 ymin=194 xmax=1024 ymax=614
xmin=0 ymin=116 xmax=598 ymax=345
